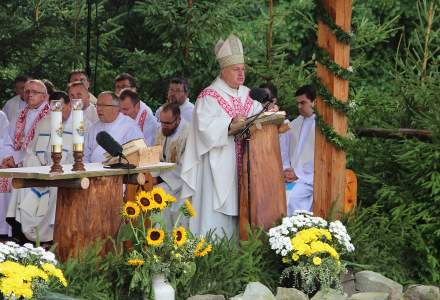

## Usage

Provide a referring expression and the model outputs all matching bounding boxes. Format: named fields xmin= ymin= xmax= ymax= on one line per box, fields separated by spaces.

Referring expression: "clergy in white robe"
xmin=7 ymin=91 xmax=74 ymax=242
xmin=0 ymin=111 xmax=11 ymax=236
xmin=180 ymin=34 xmax=263 ymax=237
xmin=68 ymin=69 xmax=98 ymax=105
xmin=0 ymin=80 xmax=50 ymax=241
xmin=2 ymin=75 xmax=31 ymax=122
xmin=154 ymin=77 xmax=194 ymax=123
xmin=283 ymin=85 xmax=317 ymax=215
xmin=119 ymin=89 xmax=158 ymax=146
xmin=85 ymin=92 xmax=144 ymax=163
xmin=68 ymin=81 xmax=98 ymax=127
xmin=152 ymin=103 xmax=190 ymax=228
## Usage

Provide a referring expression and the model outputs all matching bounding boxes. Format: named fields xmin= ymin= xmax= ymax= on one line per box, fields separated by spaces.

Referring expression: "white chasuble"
xmin=180 ymin=77 xmax=262 ymax=237
xmin=84 ymin=113 xmax=144 ymax=163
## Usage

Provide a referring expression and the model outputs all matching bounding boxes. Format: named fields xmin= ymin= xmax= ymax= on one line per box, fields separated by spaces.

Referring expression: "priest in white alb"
xmin=119 ymin=89 xmax=158 ymax=146
xmin=0 ymin=80 xmax=50 ymax=241
xmin=155 ymin=77 xmax=194 ymax=123
xmin=282 ymin=85 xmax=316 ymax=215
xmin=152 ymin=103 xmax=190 ymax=227
xmin=84 ymin=91 xmax=144 ymax=163
xmin=7 ymin=91 xmax=75 ymax=243
xmin=2 ymin=75 xmax=31 ymax=122
xmin=180 ymin=34 xmax=263 ymax=237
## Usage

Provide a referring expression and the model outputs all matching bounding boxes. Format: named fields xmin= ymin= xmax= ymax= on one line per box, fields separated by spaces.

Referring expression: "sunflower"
xmin=166 ymin=194 xmax=177 ymax=204
xmin=183 ymin=199 xmax=197 ymax=217
xmin=135 ymin=190 xmax=156 ymax=212
xmin=150 ymin=187 xmax=167 ymax=210
xmin=122 ymin=202 xmax=140 ymax=219
xmin=194 ymin=238 xmax=212 ymax=257
xmin=146 ymin=228 xmax=165 ymax=247
xmin=127 ymin=258 xmax=145 ymax=267
xmin=172 ymin=226 xmax=187 ymax=246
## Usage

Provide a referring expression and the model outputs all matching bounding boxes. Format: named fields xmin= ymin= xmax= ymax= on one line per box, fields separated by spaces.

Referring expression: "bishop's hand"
xmin=228 ymin=116 xmax=247 ymax=134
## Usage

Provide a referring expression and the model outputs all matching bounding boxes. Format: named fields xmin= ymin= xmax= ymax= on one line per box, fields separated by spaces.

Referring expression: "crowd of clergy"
xmin=0 ymin=34 xmax=316 ymax=245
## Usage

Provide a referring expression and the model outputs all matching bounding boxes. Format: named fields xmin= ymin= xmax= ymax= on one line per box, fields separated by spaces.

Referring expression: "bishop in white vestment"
xmin=8 ymin=92 xmax=74 ymax=242
xmin=180 ymin=34 xmax=262 ymax=237
xmin=85 ymin=92 xmax=144 ymax=163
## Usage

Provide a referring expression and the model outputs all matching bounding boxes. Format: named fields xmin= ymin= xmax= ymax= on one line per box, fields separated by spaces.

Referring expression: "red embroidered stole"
xmin=138 ymin=109 xmax=147 ymax=131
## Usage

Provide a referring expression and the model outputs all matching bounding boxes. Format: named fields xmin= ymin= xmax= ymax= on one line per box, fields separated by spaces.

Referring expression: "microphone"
xmin=96 ymin=131 xmax=123 ymax=157
xmin=250 ymin=88 xmax=271 ymax=103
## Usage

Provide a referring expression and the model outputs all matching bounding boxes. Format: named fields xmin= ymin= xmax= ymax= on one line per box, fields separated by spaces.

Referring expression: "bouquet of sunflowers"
xmin=0 ymin=241 xmax=67 ymax=299
xmin=119 ymin=187 xmax=212 ymax=298
xmin=268 ymin=211 xmax=354 ymax=295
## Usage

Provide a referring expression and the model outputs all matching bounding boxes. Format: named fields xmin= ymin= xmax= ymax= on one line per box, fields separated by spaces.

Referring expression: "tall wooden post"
xmin=313 ymin=0 xmax=352 ymax=218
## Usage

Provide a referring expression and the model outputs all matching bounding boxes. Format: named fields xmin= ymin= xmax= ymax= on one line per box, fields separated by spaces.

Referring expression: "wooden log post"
xmin=54 ymin=175 xmax=123 ymax=262
xmin=313 ymin=0 xmax=352 ymax=218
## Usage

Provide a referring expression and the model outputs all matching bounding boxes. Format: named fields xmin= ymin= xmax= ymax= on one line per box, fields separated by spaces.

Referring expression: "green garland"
xmin=313 ymin=0 xmax=353 ymax=150
xmin=314 ymin=111 xmax=349 ymax=150
xmin=311 ymin=75 xmax=350 ymax=114
xmin=314 ymin=47 xmax=353 ymax=81
xmin=314 ymin=0 xmax=353 ymax=45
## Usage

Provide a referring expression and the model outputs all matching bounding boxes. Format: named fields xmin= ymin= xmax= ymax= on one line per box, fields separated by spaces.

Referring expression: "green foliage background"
xmin=1 ymin=0 xmax=439 ymax=293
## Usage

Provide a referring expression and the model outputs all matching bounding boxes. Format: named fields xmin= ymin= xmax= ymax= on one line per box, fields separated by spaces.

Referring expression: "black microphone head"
xmin=250 ymin=88 xmax=271 ymax=103
xmin=96 ymin=131 xmax=123 ymax=157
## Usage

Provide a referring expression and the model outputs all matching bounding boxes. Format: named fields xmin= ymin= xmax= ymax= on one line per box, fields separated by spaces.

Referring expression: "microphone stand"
xmin=236 ymin=100 xmax=273 ymax=140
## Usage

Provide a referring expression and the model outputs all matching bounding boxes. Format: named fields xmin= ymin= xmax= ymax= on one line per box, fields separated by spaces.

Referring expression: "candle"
xmin=50 ymin=100 xmax=63 ymax=150
xmin=72 ymin=99 xmax=85 ymax=146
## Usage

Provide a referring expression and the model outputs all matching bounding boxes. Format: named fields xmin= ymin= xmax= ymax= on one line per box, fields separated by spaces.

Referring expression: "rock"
xmin=348 ymin=292 xmax=389 ymax=300
xmin=187 ymin=295 xmax=225 ymax=300
xmin=276 ymin=287 xmax=308 ymax=300
xmin=310 ymin=289 xmax=347 ymax=300
xmin=241 ymin=282 xmax=276 ymax=300
xmin=403 ymin=285 xmax=440 ymax=300
xmin=355 ymin=271 xmax=402 ymax=300
xmin=230 ymin=293 xmax=244 ymax=300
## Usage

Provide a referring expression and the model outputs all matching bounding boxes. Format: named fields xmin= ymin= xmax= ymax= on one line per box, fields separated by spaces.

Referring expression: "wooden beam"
xmin=355 ymin=128 xmax=432 ymax=141
xmin=12 ymin=178 xmax=90 ymax=190
xmin=313 ymin=0 xmax=352 ymax=218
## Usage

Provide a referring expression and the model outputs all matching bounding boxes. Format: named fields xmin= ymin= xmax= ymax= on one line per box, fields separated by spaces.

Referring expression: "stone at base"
xmin=349 ymin=292 xmax=389 ymax=300
xmin=355 ymin=271 xmax=402 ymax=300
xmin=276 ymin=287 xmax=308 ymax=300
xmin=187 ymin=295 xmax=225 ymax=300
xmin=310 ymin=289 xmax=347 ymax=300
xmin=403 ymin=285 xmax=440 ymax=300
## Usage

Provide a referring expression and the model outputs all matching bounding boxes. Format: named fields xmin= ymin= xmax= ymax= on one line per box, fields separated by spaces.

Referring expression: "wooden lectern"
xmin=234 ymin=112 xmax=287 ymax=239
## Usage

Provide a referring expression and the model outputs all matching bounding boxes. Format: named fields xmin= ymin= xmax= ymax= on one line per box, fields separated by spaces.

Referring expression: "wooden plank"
xmin=313 ymin=0 xmax=352 ymax=218
xmin=12 ymin=178 xmax=90 ymax=189
xmin=0 ymin=162 xmax=175 ymax=181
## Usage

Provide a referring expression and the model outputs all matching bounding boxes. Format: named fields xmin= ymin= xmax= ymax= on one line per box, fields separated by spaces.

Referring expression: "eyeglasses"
xmin=24 ymin=90 xmax=46 ymax=95
xmin=160 ymin=118 xmax=177 ymax=126
xmin=96 ymin=104 xmax=119 ymax=108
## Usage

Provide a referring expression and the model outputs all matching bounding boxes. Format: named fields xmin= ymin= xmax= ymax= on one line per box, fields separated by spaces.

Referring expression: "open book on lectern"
xmin=229 ymin=111 xmax=286 ymax=136
xmin=102 ymin=138 xmax=162 ymax=167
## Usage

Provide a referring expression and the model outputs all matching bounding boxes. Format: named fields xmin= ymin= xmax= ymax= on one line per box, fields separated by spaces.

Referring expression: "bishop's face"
xmin=221 ymin=63 xmax=245 ymax=89
xmin=24 ymin=81 xmax=48 ymax=109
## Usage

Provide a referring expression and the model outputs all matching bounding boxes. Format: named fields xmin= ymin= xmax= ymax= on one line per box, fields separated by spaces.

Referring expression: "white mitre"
xmin=215 ymin=34 xmax=244 ymax=69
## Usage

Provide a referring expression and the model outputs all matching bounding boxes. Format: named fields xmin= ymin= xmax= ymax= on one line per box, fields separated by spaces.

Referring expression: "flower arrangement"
xmin=119 ymin=187 xmax=212 ymax=298
xmin=0 ymin=241 xmax=67 ymax=299
xmin=268 ymin=211 xmax=354 ymax=295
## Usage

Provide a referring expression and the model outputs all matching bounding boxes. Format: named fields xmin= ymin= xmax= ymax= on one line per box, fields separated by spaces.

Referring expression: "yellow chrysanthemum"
xmin=127 ymin=259 xmax=145 ymax=267
xmin=292 ymin=253 xmax=300 ymax=261
xmin=282 ymin=257 xmax=290 ymax=264
xmin=172 ymin=226 xmax=187 ymax=246
xmin=122 ymin=201 xmax=141 ymax=219
xmin=41 ymin=263 xmax=68 ymax=287
xmin=183 ymin=199 xmax=197 ymax=217
xmin=150 ymin=187 xmax=167 ymax=210
xmin=194 ymin=238 xmax=212 ymax=257
xmin=0 ymin=277 xmax=33 ymax=299
xmin=146 ymin=228 xmax=165 ymax=247
xmin=24 ymin=265 xmax=48 ymax=281
xmin=135 ymin=190 xmax=156 ymax=212
xmin=313 ymin=256 xmax=322 ymax=266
